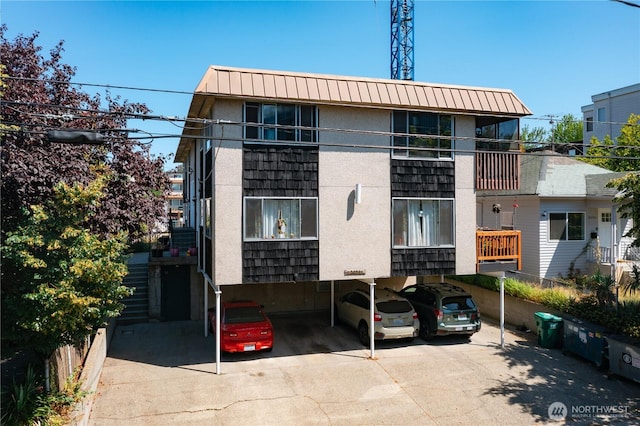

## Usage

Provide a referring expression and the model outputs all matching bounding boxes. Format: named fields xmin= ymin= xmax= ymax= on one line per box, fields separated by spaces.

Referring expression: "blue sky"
xmin=3 ymin=1 xmax=639 ymax=168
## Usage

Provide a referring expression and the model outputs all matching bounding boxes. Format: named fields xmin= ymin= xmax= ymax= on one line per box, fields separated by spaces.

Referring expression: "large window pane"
xmin=549 ymin=213 xmax=567 ymax=240
xmin=439 ymin=115 xmax=452 ymax=158
xmin=439 ymin=200 xmax=454 ymax=245
xmin=245 ymin=198 xmax=262 ymax=239
xmin=301 ymin=199 xmax=318 ymax=238
xmin=393 ymin=199 xmax=408 ymax=246
xmin=568 ymin=213 xmax=585 ymax=240
xmin=244 ymin=103 xmax=317 ymax=143
xmin=393 ymin=198 xmax=454 ymax=247
xmin=393 ymin=111 xmax=453 ymax=159
xmin=245 ymin=103 xmax=259 ymax=139
xmin=277 ymin=104 xmax=296 ymax=141
xmin=263 ymin=104 xmax=276 ymax=140
xmin=244 ymin=198 xmax=318 ymax=241
xmin=300 ymin=105 xmax=316 ymax=142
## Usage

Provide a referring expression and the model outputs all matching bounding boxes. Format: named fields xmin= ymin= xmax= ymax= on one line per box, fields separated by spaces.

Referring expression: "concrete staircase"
xmin=118 ymin=261 xmax=149 ymax=325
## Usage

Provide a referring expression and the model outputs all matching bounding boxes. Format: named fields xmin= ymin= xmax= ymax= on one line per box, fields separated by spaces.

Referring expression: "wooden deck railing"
xmin=476 ymin=229 xmax=522 ymax=271
xmin=476 ymin=151 xmax=520 ymax=190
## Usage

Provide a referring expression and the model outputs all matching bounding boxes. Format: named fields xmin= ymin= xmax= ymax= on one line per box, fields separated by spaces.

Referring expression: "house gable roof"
xmin=176 ymin=65 xmax=532 ymax=161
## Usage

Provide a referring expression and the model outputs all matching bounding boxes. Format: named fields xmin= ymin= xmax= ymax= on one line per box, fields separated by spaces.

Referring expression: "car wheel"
xmin=358 ymin=322 xmax=370 ymax=347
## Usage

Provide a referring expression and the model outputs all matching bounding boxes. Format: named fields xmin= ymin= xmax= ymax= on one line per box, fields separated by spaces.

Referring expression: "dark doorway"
xmin=161 ymin=265 xmax=191 ymax=321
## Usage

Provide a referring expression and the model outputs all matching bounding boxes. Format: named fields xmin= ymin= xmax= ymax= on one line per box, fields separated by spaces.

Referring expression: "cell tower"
xmin=390 ymin=0 xmax=414 ymax=80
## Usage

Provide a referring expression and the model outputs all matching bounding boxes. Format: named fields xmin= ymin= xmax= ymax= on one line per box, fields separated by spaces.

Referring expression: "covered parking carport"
xmin=203 ymin=277 xmax=399 ymax=374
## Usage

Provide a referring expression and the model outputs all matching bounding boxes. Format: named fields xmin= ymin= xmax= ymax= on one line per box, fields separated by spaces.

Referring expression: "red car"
xmin=208 ymin=301 xmax=274 ymax=353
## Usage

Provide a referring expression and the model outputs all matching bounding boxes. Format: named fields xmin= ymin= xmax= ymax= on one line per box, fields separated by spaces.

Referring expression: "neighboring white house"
xmin=582 ymin=83 xmax=640 ymax=145
xmin=477 ymin=152 xmax=634 ymax=281
xmin=175 ymin=65 xmax=531 ymax=312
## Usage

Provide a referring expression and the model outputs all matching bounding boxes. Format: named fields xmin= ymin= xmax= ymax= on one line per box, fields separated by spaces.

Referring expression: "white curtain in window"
xmin=408 ymin=201 xmax=425 ymax=246
xmin=263 ymin=201 xmax=279 ymax=239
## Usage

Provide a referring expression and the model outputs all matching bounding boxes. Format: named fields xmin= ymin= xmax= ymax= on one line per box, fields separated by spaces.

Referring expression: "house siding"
xmin=243 ymin=146 xmax=319 ymax=197
xmin=539 ymin=200 xmax=589 ymax=278
xmin=390 ymin=159 xmax=455 ymax=198
xmin=243 ymin=240 xmax=320 ymax=283
xmin=242 ymin=145 xmax=320 ymax=282
xmin=391 ymin=248 xmax=456 ymax=276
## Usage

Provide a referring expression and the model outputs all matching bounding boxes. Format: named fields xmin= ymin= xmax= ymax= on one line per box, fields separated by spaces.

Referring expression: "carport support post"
xmin=215 ymin=287 xmax=222 ymax=375
xmin=369 ymin=280 xmax=376 ymax=359
xmin=330 ymin=281 xmax=335 ymax=327
xmin=499 ymin=273 xmax=505 ymax=348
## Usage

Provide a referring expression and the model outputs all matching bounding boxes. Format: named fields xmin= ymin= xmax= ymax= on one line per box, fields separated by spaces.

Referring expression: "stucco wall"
xmin=454 ymin=116 xmax=477 ymax=275
xmin=211 ymin=100 xmax=244 ymax=284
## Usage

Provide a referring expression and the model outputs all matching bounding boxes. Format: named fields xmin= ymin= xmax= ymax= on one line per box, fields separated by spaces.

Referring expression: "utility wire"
xmin=5 ymin=125 xmax=640 ymax=162
xmin=7 ymin=75 xmax=634 ymax=127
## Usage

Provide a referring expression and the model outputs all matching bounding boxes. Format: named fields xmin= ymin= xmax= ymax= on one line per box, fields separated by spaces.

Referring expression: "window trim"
xmin=243 ymin=196 xmax=319 ymax=241
xmin=547 ymin=211 xmax=585 ymax=242
xmin=391 ymin=111 xmax=454 ymax=160
xmin=392 ymin=197 xmax=455 ymax=248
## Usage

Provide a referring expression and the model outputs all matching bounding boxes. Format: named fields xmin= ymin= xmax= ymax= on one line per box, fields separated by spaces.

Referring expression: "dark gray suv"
xmin=394 ymin=283 xmax=481 ymax=341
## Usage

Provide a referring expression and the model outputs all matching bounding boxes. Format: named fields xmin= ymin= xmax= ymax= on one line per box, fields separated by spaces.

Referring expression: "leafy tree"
xmin=1 ymin=170 xmax=132 ymax=357
xmin=550 ymin=113 xmax=583 ymax=144
xmin=583 ymin=114 xmax=640 ymax=172
xmin=583 ymin=114 xmax=640 ymax=248
xmin=608 ymin=172 xmax=640 ymax=248
xmin=0 ymin=25 xmax=170 ymax=241
xmin=520 ymin=124 xmax=548 ymax=151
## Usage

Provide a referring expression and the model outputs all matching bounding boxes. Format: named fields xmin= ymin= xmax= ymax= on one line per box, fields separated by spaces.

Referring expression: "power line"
xmin=4 ymin=123 xmax=640 ymax=162
xmin=7 ymin=75 xmax=636 ymax=128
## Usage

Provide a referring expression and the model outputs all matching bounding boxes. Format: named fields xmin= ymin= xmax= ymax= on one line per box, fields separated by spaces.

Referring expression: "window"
xmin=597 ymin=107 xmax=606 ymax=122
xmin=476 ymin=118 xmax=519 ymax=151
xmin=392 ymin=111 xmax=453 ymax=159
xmin=245 ymin=103 xmax=317 ymax=142
xmin=244 ymin=197 xmax=318 ymax=240
xmin=549 ymin=212 xmax=585 ymax=241
xmin=392 ymin=198 xmax=454 ymax=247
xmin=585 ymin=116 xmax=593 ymax=132
xmin=201 ymin=198 xmax=212 ymax=237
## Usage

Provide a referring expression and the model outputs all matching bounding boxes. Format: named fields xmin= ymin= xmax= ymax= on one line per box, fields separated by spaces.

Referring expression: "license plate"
xmin=455 ymin=327 xmax=462 ymax=331
xmin=393 ymin=318 xmax=404 ymax=325
xmin=243 ymin=344 xmax=256 ymax=351
xmin=457 ymin=314 xmax=467 ymax=320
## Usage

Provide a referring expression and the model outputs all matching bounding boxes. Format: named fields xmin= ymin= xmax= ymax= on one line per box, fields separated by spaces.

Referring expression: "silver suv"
xmin=335 ymin=288 xmax=420 ymax=346
xmin=395 ymin=283 xmax=481 ymax=340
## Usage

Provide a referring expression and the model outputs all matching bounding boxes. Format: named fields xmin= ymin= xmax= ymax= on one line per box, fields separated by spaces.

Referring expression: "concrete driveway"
xmin=88 ymin=314 xmax=639 ymax=425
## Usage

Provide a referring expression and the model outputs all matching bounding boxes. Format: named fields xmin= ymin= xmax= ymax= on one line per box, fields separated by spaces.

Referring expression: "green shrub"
xmin=1 ymin=365 xmax=87 ymax=426
xmin=453 ymin=274 xmax=640 ymax=339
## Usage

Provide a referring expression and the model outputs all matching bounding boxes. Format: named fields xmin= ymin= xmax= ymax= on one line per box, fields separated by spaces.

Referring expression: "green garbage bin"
xmin=534 ymin=312 xmax=563 ymax=349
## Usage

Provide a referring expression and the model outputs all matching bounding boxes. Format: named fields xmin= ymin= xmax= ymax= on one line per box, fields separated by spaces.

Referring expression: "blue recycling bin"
xmin=562 ymin=316 xmax=609 ymax=368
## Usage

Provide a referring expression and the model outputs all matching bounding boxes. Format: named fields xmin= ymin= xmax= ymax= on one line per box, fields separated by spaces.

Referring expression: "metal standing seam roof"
xmin=177 ymin=65 xmax=532 ymax=160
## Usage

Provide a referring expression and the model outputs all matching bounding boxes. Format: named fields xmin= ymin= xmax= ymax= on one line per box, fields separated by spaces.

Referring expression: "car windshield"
xmin=442 ymin=297 xmax=476 ymax=311
xmin=224 ymin=306 xmax=266 ymax=324
xmin=376 ymin=300 xmax=413 ymax=314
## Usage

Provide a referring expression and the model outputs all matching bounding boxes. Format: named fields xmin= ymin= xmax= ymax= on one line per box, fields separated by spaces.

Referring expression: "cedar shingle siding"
xmin=391 ymin=248 xmax=455 ymax=277
xmin=243 ymin=241 xmax=320 ymax=283
xmin=391 ymin=159 xmax=455 ymax=198
xmin=391 ymin=159 xmax=456 ymax=275
xmin=243 ymin=145 xmax=320 ymax=282
xmin=243 ymin=146 xmax=319 ymax=197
